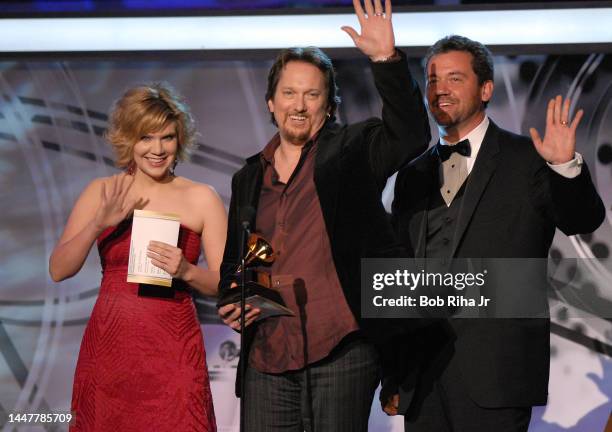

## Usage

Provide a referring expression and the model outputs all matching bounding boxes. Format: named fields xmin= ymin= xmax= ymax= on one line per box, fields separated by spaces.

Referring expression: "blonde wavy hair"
xmin=106 ymin=83 xmax=196 ymax=169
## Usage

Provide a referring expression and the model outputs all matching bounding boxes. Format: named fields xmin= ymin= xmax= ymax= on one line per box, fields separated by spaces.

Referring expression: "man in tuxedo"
xmin=217 ymin=1 xmax=429 ymax=430
xmin=385 ymin=35 xmax=605 ymax=431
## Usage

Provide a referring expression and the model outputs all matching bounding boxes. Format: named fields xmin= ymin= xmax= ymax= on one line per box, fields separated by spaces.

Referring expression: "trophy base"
xmin=217 ymin=281 xmax=294 ymax=320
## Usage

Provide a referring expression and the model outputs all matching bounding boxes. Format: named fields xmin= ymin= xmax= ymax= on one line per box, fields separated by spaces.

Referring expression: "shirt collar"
xmin=261 ymin=129 xmax=320 ymax=165
xmin=439 ymin=115 xmax=489 ymax=161
xmin=261 ymin=133 xmax=281 ymax=164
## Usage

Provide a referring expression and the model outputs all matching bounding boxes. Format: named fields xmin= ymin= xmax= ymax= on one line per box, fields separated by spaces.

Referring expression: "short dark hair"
xmin=265 ymin=47 xmax=341 ymax=125
xmin=426 ymin=35 xmax=494 ymax=108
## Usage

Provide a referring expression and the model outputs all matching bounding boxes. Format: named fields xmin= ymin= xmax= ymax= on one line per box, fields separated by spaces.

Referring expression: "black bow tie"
xmin=436 ymin=139 xmax=471 ymax=161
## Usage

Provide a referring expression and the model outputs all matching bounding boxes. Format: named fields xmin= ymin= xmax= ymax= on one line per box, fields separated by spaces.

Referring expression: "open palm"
xmin=529 ymin=95 xmax=583 ymax=165
xmin=94 ymin=173 xmax=136 ymax=230
xmin=342 ymin=0 xmax=395 ymax=61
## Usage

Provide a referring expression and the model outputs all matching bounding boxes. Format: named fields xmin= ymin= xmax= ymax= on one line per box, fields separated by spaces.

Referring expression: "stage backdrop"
xmin=0 ymin=52 xmax=611 ymax=431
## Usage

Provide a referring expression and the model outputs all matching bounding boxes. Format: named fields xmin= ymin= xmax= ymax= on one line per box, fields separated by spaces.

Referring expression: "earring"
xmin=126 ymin=160 xmax=136 ymax=175
xmin=170 ymin=159 xmax=178 ymax=177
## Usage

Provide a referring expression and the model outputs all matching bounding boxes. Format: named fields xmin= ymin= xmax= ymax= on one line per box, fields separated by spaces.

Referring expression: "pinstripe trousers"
xmin=243 ymin=338 xmax=380 ymax=432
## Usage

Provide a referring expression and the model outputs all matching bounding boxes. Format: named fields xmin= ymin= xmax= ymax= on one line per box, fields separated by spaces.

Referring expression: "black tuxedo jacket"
xmin=390 ymin=121 xmax=605 ymax=408
xmin=219 ymin=52 xmax=430 ymax=396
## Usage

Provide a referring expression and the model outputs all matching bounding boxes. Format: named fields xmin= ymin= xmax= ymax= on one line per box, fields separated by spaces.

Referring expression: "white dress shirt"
xmin=439 ymin=115 xmax=582 ymax=179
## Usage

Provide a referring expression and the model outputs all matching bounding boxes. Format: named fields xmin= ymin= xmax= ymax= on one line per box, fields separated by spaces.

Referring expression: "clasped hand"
xmin=218 ymin=302 xmax=261 ymax=332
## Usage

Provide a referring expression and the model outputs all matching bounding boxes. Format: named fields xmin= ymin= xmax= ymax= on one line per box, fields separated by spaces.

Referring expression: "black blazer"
xmin=390 ymin=121 xmax=605 ymax=409
xmin=219 ymin=52 xmax=430 ymax=395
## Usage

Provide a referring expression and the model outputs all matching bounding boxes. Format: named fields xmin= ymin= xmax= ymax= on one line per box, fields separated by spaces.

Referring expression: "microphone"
xmin=239 ymin=206 xmax=255 ymax=232
xmin=236 ymin=205 xmax=256 ymax=432
xmin=218 ymin=206 xmax=256 ymax=287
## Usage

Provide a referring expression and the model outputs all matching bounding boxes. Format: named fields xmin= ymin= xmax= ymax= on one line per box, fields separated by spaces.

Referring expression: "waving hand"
xmin=529 ymin=95 xmax=584 ymax=165
xmin=342 ymin=0 xmax=395 ymax=61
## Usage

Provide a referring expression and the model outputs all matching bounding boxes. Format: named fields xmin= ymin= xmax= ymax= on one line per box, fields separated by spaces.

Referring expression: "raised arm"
xmin=343 ymin=0 xmax=430 ymax=186
xmin=49 ymin=173 xmax=135 ymax=282
xmin=528 ymin=96 xmax=605 ymax=234
xmin=342 ymin=0 xmax=395 ymax=62
xmin=529 ymin=95 xmax=583 ymax=165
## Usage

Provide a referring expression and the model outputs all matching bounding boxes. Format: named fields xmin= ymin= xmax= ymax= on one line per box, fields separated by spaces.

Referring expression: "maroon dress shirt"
xmin=249 ymin=133 xmax=359 ymax=373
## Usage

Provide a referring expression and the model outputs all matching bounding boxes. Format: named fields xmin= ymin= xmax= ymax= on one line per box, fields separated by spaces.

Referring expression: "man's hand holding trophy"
xmin=217 ymin=233 xmax=294 ymax=332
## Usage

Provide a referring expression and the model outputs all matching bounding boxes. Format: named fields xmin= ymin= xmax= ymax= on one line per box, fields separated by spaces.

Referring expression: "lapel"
xmin=450 ymin=121 xmax=501 ymax=257
xmin=313 ymin=122 xmax=342 ymax=237
xmin=242 ymin=153 xmax=264 ymax=231
xmin=409 ymin=147 xmax=439 ymax=258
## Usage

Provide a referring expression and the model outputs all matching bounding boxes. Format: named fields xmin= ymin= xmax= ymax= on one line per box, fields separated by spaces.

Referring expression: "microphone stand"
xmin=239 ymin=220 xmax=250 ymax=432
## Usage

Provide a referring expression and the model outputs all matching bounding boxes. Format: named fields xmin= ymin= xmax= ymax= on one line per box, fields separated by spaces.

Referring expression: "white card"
xmin=127 ymin=209 xmax=180 ymax=287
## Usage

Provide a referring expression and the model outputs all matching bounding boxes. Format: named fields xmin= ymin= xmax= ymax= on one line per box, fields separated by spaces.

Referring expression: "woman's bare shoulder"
xmin=79 ymin=175 xmax=112 ymax=199
xmin=174 ymin=177 xmax=222 ymax=201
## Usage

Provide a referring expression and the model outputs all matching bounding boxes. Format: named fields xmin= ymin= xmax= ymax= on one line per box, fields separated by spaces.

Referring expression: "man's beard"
xmin=282 ymin=129 xmax=310 ymax=145
xmin=430 ymin=104 xmax=457 ymax=128
xmin=279 ymin=118 xmax=311 ymax=145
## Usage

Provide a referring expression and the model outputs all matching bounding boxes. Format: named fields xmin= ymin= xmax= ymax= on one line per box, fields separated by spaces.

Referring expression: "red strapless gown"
xmin=70 ymin=220 xmax=216 ymax=431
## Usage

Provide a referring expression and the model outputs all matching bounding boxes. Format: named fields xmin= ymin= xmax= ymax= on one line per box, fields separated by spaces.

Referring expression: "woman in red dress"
xmin=49 ymin=83 xmax=226 ymax=431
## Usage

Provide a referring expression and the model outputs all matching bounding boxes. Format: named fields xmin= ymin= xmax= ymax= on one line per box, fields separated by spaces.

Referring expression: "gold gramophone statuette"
xmin=235 ymin=233 xmax=275 ymax=275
